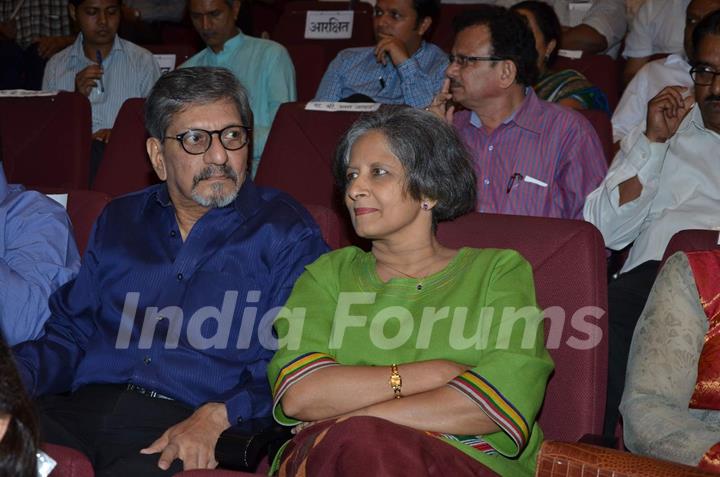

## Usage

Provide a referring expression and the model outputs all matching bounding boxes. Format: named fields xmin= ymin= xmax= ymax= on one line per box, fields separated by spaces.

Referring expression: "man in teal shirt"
xmin=183 ymin=0 xmax=296 ymax=176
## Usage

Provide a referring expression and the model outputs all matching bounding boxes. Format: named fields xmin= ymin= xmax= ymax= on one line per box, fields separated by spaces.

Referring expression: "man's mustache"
xmin=192 ymin=165 xmax=238 ymax=187
xmin=705 ymin=95 xmax=720 ymax=103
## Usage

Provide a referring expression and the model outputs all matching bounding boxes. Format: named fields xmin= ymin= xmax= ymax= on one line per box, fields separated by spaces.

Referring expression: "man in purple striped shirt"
xmin=428 ymin=6 xmax=607 ymax=220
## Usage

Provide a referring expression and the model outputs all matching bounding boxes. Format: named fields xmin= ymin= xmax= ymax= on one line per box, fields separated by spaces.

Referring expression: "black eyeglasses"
xmin=690 ymin=66 xmax=720 ymax=86
xmin=165 ymin=125 xmax=252 ymax=155
xmin=448 ymin=54 xmax=505 ymax=67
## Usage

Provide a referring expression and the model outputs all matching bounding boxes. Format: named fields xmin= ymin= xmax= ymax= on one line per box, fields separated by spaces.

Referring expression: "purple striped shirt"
xmin=453 ymin=89 xmax=607 ymax=220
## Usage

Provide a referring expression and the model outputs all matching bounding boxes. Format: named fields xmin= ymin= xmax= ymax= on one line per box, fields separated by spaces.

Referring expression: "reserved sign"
xmin=305 ymin=10 xmax=354 ymax=39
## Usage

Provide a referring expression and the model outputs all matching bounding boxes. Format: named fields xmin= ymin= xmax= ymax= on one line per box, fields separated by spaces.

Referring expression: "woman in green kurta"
xmin=267 ymin=107 xmax=554 ymax=477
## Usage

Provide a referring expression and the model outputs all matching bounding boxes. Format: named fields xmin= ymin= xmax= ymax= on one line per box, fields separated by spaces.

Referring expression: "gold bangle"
xmin=389 ymin=363 xmax=402 ymax=399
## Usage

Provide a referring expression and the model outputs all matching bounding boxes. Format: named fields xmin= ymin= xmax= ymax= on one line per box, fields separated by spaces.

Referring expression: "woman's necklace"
xmin=377 ymin=260 xmax=432 ymax=291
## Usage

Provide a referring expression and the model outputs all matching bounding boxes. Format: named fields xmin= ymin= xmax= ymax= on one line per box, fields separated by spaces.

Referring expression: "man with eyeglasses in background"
xmin=585 ymin=8 xmax=720 ymax=442
xmin=427 ymin=5 xmax=606 ymax=220
xmin=313 ymin=0 xmax=447 ymax=108
xmin=12 ymin=67 xmax=328 ymax=476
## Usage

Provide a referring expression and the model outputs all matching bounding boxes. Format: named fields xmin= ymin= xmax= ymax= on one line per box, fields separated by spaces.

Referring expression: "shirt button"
xmin=488 ymin=145 xmax=494 ymax=151
xmin=177 ymin=273 xmax=183 ymax=281
xmin=143 ymin=356 xmax=152 ymax=365
xmin=170 ymin=230 xmax=177 ymax=237
xmin=483 ymin=179 xmax=490 ymax=185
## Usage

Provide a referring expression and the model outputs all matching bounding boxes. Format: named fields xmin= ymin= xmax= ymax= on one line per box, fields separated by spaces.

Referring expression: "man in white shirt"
xmin=613 ymin=0 xmax=720 ymax=143
xmin=584 ymin=9 xmax=720 ymax=438
xmin=492 ymin=0 xmax=627 ymax=57
xmin=621 ymin=0 xmax=690 ymax=85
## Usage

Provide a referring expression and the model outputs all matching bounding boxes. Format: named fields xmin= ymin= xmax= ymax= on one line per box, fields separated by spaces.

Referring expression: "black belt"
xmin=126 ymin=383 xmax=174 ymax=401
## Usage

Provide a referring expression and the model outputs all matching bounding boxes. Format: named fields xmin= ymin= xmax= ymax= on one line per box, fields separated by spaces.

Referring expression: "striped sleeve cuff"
xmin=447 ymin=371 xmax=530 ymax=457
xmin=272 ymin=352 xmax=339 ymax=423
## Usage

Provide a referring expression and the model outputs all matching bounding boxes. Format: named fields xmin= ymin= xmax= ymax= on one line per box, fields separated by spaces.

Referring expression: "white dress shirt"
xmin=623 ymin=0 xmax=690 ymax=59
xmin=584 ymin=105 xmax=720 ymax=273
xmin=612 ymin=54 xmax=693 ymax=142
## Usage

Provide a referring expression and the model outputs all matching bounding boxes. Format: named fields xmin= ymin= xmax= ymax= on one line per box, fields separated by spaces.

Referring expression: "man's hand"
xmin=645 ymin=86 xmax=695 ymax=143
xmin=374 ymin=34 xmax=410 ymax=66
xmin=140 ymin=402 xmax=231 ymax=471
xmin=426 ymin=78 xmax=455 ymax=124
xmin=92 ymin=128 xmax=112 ymax=143
xmin=74 ymin=64 xmax=103 ymax=97
xmin=33 ymin=35 xmax=73 ymax=59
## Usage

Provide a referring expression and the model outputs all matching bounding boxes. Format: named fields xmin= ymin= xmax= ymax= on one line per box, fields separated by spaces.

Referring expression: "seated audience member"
xmin=12 ymin=67 xmax=328 ymax=476
xmin=0 ymin=332 xmax=46 ymax=477
xmin=584 ymin=9 xmax=720 ymax=439
xmin=0 ymin=161 xmax=80 ymax=346
xmin=269 ymin=107 xmax=553 ymax=477
xmin=428 ymin=6 xmax=607 ymax=220
xmin=494 ymin=0 xmax=627 ymax=57
xmin=622 ymin=0 xmax=690 ymax=86
xmin=613 ymin=0 xmax=720 ymax=143
xmin=183 ymin=0 xmax=295 ymax=176
xmin=511 ymin=1 xmax=609 ymax=112
xmin=621 ymin=250 xmax=720 ymax=473
xmin=42 ymin=0 xmax=161 ymax=180
xmin=0 ymin=0 xmax=74 ymax=89
xmin=313 ymin=0 xmax=447 ymax=109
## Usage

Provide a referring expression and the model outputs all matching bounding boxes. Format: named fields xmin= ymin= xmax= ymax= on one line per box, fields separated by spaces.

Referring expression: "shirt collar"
xmin=685 ymin=103 xmax=720 ymax=139
xmin=69 ymin=32 xmax=123 ymax=61
xmin=0 ymin=162 xmax=8 ymax=202
xmin=665 ymin=53 xmax=690 ymax=67
xmin=469 ymin=87 xmax=542 ymax=134
xmin=144 ymin=175 xmax=261 ymax=223
xmin=204 ymin=31 xmax=244 ymax=57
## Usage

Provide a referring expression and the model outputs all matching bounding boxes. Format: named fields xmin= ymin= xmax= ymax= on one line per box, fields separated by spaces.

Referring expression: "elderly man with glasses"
xmin=428 ymin=5 xmax=606 ymax=220
xmin=11 ymin=66 xmax=328 ymax=476
xmin=584 ymin=8 xmax=720 ymax=442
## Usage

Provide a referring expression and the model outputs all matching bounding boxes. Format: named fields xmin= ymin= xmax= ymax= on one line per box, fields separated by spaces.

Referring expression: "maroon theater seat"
xmin=579 ymin=109 xmax=613 ymax=164
xmin=0 ymin=92 xmax=91 ymax=189
xmin=437 ymin=213 xmax=608 ymax=442
xmin=93 ymin=98 xmax=159 ymax=197
xmin=255 ymin=101 xmax=364 ymax=245
xmin=661 ymin=229 xmax=720 ymax=267
xmin=271 ymin=1 xmax=374 ymax=62
xmin=43 ymin=443 xmax=94 ymax=477
xmin=286 ymin=44 xmax=331 ymax=101
xmin=554 ymin=55 xmax=621 ymax=111
xmin=427 ymin=4 xmax=474 ymax=52
xmin=34 ymin=188 xmax=111 ymax=255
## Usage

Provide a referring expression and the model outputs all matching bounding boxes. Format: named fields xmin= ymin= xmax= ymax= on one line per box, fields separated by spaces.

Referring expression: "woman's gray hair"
xmin=145 ymin=66 xmax=253 ymax=140
xmin=333 ymin=106 xmax=477 ymax=223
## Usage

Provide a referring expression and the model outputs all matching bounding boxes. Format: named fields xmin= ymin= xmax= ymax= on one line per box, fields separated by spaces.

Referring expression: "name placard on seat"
xmin=304 ymin=11 xmax=354 ymax=39
xmin=305 ymin=101 xmax=380 ymax=112
xmin=154 ymin=54 xmax=177 ymax=74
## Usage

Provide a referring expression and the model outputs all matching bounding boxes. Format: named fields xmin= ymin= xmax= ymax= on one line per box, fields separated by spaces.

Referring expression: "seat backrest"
xmin=437 ymin=212 xmax=608 ymax=442
xmin=0 ymin=92 xmax=91 ymax=189
xmin=93 ymin=98 xmax=159 ymax=197
xmin=271 ymin=1 xmax=374 ymax=61
xmin=255 ymin=102 xmax=363 ymax=245
xmin=427 ymin=4 xmax=472 ymax=52
xmin=304 ymin=203 xmax=343 ymax=250
xmin=579 ymin=109 xmax=613 ymax=164
xmin=554 ymin=55 xmax=621 ymax=111
xmin=286 ymin=44 xmax=332 ymax=101
xmin=661 ymin=229 xmax=720 ymax=267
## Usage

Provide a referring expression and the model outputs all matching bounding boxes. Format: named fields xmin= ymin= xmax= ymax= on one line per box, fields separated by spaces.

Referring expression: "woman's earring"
xmin=422 ymin=202 xmax=429 ymax=210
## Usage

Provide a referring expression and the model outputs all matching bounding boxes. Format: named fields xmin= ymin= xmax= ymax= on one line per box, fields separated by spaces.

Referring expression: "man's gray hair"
xmin=145 ymin=66 xmax=253 ymax=140
xmin=333 ymin=106 xmax=477 ymax=223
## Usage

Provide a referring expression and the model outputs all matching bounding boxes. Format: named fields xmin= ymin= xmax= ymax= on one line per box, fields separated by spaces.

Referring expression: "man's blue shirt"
xmin=313 ymin=41 xmax=448 ymax=108
xmin=13 ymin=179 xmax=329 ymax=424
xmin=0 ymin=163 xmax=80 ymax=345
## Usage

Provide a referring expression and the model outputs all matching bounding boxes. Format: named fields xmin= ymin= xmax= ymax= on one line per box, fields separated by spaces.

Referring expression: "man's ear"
xmin=68 ymin=3 xmax=76 ymax=22
xmin=545 ymin=38 xmax=557 ymax=60
xmin=147 ymin=137 xmax=167 ymax=181
xmin=500 ymin=60 xmax=518 ymax=88
xmin=232 ymin=0 xmax=241 ymax=20
xmin=417 ymin=16 xmax=432 ymax=37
